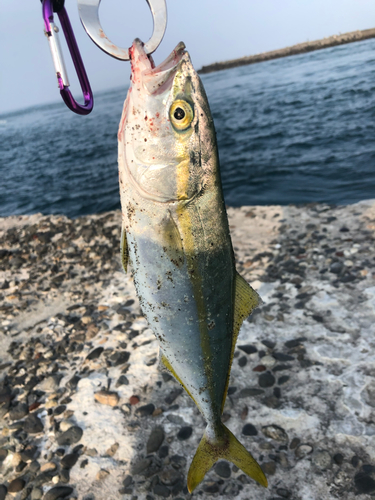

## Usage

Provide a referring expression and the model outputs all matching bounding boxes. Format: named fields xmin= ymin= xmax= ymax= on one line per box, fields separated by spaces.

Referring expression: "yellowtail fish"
xmin=118 ymin=38 xmax=267 ymax=493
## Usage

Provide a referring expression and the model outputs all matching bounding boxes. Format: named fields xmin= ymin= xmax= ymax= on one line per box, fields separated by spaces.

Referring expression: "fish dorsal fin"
xmin=120 ymin=226 xmax=129 ymax=273
xmin=221 ymin=273 xmax=261 ymax=413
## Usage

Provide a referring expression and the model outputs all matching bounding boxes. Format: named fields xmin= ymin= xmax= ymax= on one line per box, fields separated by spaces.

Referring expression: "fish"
xmin=117 ymin=38 xmax=267 ymax=493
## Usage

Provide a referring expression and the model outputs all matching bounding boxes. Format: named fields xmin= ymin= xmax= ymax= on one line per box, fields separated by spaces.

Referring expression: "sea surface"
xmin=1 ymin=38 xmax=374 ymax=218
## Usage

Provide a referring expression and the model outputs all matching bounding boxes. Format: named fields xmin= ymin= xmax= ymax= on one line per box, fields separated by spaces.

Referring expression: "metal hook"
xmin=77 ymin=0 xmax=167 ymax=61
xmin=43 ymin=0 xmax=94 ymax=115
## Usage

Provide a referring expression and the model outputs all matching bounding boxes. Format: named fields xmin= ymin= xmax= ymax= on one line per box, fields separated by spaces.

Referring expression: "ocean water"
xmin=1 ymin=38 xmax=374 ymax=218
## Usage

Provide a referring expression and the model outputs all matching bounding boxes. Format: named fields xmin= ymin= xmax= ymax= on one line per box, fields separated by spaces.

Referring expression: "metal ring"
xmin=77 ymin=0 xmax=167 ymax=61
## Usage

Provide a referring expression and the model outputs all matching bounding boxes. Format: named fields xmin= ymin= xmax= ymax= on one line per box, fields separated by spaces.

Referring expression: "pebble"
xmin=31 ymin=487 xmax=43 ymax=500
xmin=330 ymin=262 xmax=344 ymax=274
xmin=272 ymin=364 xmax=292 ymax=372
xmin=289 ymin=437 xmax=300 ymax=450
xmin=276 ymin=487 xmax=291 ymax=498
xmin=9 ymin=403 xmax=29 ymax=420
xmin=59 ymin=469 xmax=70 ymax=483
xmin=24 ymin=414 xmax=44 ymax=434
xmin=129 ymin=395 xmax=140 ymax=405
xmin=354 ymin=472 xmax=375 ymax=494
xmin=116 ymin=375 xmax=129 ymax=387
xmin=260 ymin=355 xmax=276 ymax=368
xmin=159 ymin=445 xmax=169 ymax=459
xmin=242 ymin=423 xmax=258 ymax=436
xmin=106 ymin=442 xmax=119 ymax=457
xmin=272 ymin=353 xmax=294 ymax=362
xmin=333 ymin=453 xmax=344 ymax=465
xmin=86 ymin=347 xmax=104 ymax=360
xmin=262 ymin=425 xmax=288 ymax=442
xmin=261 ymin=461 xmax=276 ymax=475
xmin=259 ymin=371 xmax=276 ymax=387
xmin=131 ymin=458 xmax=152 ymax=475
xmin=85 ymin=448 xmax=98 ymax=457
xmin=43 ymin=486 xmax=73 ymax=500
xmin=165 ymin=389 xmax=183 ymax=405
xmin=238 ymin=345 xmax=257 ymax=354
xmin=177 ymin=426 xmax=192 ymax=440
xmin=0 ymin=486 xmax=6 ymax=500
xmin=153 ymin=484 xmax=170 ymax=497
xmin=147 ymin=427 xmax=165 ymax=454
xmin=66 ymin=375 xmax=80 ymax=390
xmin=59 ymin=421 xmax=74 ymax=432
xmin=94 ymin=390 xmax=119 ymax=407
xmin=170 ymin=455 xmax=186 ymax=470
xmin=0 ymin=449 xmax=7 ymax=462
xmin=135 ymin=403 xmax=155 ymax=416
xmin=295 ymin=444 xmax=313 ymax=458
xmin=40 ymin=462 xmax=57 ymax=472
xmin=159 ymin=467 xmax=183 ymax=486
xmin=8 ymin=477 xmax=25 ymax=493
xmin=262 ymin=340 xmax=276 ymax=349
xmin=61 ymin=454 xmax=79 ymax=469
xmin=215 ymin=461 xmax=231 ymax=478
xmin=37 ymin=375 xmax=61 ymax=392
xmin=57 ymin=426 xmax=83 ymax=446
xmin=278 ymin=375 xmax=290 ymax=385
xmin=238 ymin=356 xmax=247 ymax=367
xmin=313 ymin=450 xmax=332 ymax=469
xmin=238 ymin=388 xmax=264 ymax=397
xmin=203 ymin=481 xmax=220 ymax=493
xmin=96 ymin=469 xmax=110 ymax=481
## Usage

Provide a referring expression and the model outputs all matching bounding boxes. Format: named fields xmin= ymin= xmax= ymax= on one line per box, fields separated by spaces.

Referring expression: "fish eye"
xmin=174 ymin=108 xmax=185 ymax=120
xmin=170 ymin=100 xmax=193 ymax=131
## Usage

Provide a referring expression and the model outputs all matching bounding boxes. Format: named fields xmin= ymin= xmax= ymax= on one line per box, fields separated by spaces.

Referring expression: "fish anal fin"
xmin=221 ymin=273 xmax=261 ymax=413
xmin=121 ymin=227 xmax=129 ymax=273
xmin=187 ymin=422 xmax=267 ymax=493
xmin=161 ymin=354 xmax=198 ymax=408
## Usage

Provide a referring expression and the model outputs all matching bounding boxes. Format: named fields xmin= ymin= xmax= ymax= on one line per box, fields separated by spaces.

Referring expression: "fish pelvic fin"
xmin=221 ymin=273 xmax=261 ymax=413
xmin=120 ymin=226 xmax=129 ymax=273
xmin=187 ymin=422 xmax=267 ymax=493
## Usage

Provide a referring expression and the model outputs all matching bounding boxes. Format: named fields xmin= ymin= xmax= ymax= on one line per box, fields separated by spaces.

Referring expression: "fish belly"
xmin=122 ymin=186 xmax=235 ymax=425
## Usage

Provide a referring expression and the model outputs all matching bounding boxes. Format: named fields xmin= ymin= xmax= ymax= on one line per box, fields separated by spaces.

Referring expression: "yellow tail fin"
xmin=187 ymin=423 xmax=267 ymax=493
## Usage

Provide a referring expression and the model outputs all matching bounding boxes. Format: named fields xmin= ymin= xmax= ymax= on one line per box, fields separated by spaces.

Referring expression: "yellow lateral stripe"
xmin=221 ymin=273 xmax=261 ymax=413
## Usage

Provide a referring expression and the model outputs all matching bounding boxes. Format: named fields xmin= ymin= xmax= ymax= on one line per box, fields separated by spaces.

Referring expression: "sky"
xmin=1 ymin=0 xmax=375 ymax=114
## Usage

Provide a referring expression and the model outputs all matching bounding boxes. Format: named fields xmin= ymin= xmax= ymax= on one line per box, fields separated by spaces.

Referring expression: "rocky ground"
xmin=0 ymin=200 xmax=375 ymax=500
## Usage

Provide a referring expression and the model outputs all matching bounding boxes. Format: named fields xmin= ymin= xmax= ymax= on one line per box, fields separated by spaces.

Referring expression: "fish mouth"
xmin=130 ymin=38 xmax=187 ymax=94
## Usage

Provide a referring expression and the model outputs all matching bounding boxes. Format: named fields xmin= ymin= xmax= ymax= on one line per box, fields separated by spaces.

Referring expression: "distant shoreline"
xmin=198 ymin=28 xmax=375 ymax=74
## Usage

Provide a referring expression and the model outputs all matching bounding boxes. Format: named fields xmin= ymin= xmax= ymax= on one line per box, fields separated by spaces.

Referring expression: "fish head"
xmin=119 ymin=39 xmax=218 ymax=203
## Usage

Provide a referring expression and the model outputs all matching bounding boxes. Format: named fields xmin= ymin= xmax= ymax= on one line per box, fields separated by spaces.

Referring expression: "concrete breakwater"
xmin=0 ymin=200 xmax=375 ymax=499
xmin=198 ymin=28 xmax=375 ymax=74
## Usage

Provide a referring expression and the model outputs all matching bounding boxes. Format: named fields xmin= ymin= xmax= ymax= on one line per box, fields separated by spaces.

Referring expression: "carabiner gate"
xmin=43 ymin=0 xmax=94 ymax=115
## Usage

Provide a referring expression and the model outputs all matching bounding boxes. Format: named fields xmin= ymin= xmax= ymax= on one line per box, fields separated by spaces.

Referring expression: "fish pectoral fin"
xmin=187 ymin=422 xmax=267 ymax=493
xmin=120 ymin=226 xmax=129 ymax=273
xmin=221 ymin=273 xmax=261 ymax=413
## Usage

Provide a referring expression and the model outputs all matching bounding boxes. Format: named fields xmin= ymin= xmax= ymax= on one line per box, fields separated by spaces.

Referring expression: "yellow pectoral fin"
xmin=221 ymin=272 xmax=261 ymax=413
xmin=120 ymin=227 xmax=129 ymax=273
xmin=187 ymin=422 xmax=267 ymax=493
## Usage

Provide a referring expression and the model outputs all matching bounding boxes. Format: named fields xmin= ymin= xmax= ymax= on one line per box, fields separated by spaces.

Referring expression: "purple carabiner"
xmin=43 ymin=0 xmax=94 ymax=115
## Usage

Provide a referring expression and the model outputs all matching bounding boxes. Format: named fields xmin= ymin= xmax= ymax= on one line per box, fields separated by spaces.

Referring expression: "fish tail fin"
xmin=187 ymin=422 xmax=267 ymax=493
